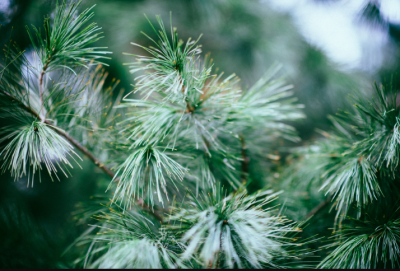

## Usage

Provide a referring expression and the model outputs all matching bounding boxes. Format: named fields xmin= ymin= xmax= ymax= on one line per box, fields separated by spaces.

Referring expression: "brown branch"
xmin=1 ymin=89 xmax=40 ymax=119
xmin=44 ymin=121 xmax=163 ymax=221
xmin=305 ymin=196 xmax=332 ymax=219
xmin=39 ymin=70 xmax=45 ymax=119
xmin=1 ymin=89 xmax=163 ymax=221
xmin=239 ymin=134 xmax=249 ymax=183
xmin=38 ymin=60 xmax=50 ymax=120
xmin=43 ymin=119 xmax=117 ymax=178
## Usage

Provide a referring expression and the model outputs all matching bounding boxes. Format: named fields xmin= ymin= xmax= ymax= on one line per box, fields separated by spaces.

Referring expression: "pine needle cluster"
xmin=282 ymin=79 xmax=400 ymax=268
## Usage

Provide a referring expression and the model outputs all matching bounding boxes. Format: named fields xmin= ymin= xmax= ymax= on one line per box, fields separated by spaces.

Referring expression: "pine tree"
xmin=2 ymin=0 xmax=399 ymax=269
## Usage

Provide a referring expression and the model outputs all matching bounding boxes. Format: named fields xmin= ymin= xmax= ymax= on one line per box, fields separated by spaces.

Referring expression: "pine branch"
xmin=38 ymin=56 xmax=51 ymax=120
xmin=167 ymin=188 xmax=306 ymax=268
xmin=319 ymin=206 xmax=400 ymax=269
xmin=0 ymin=89 xmax=39 ymax=121
xmin=38 ymin=70 xmax=45 ymax=119
xmin=239 ymin=134 xmax=249 ymax=183
xmin=78 ymin=206 xmax=189 ymax=268
xmin=109 ymin=146 xmax=186 ymax=210
xmin=0 ymin=88 xmax=163 ymax=221
xmin=305 ymin=196 xmax=332 ymax=219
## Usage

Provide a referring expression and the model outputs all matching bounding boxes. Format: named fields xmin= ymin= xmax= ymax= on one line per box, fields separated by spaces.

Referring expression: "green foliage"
xmin=26 ymin=0 xmax=110 ymax=72
xmin=124 ymin=14 xmax=202 ymax=102
xmin=52 ymin=13 xmax=311 ymax=269
xmin=320 ymin=152 xmax=379 ymax=220
xmin=6 ymin=0 xmax=393 ymax=269
xmin=319 ymin=82 xmax=400 ymax=219
xmin=109 ymin=146 xmax=187 ymax=208
xmin=0 ymin=55 xmax=114 ymax=184
xmin=283 ymin=80 xmax=400 ymax=267
xmin=121 ymin=18 xmax=303 ymax=152
xmin=284 ymin=82 xmax=400 ymax=220
xmin=108 ymin=16 xmax=304 ymax=211
xmin=352 ymin=83 xmax=400 ymax=170
xmin=0 ymin=121 xmax=81 ymax=185
xmin=167 ymin=188 xmax=304 ymax=268
xmin=0 ymin=0 xmax=117 ymax=184
xmin=319 ymin=207 xmax=400 ymax=269
xmin=56 ymin=65 xmax=124 ymax=159
xmin=282 ymin=129 xmax=380 ymax=221
xmin=76 ymin=205 xmax=189 ymax=269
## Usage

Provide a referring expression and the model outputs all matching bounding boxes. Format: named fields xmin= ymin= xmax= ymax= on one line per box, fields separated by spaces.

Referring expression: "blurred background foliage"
xmin=1 ymin=0 xmax=399 ymax=268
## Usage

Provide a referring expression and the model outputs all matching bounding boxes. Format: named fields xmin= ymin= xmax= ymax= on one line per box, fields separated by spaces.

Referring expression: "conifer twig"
xmin=38 ymin=59 xmax=50 ymax=121
xmin=239 ymin=134 xmax=249 ymax=183
xmin=0 ymin=89 xmax=163 ymax=221
xmin=305 ymin=196 xmax=332 ymax=219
